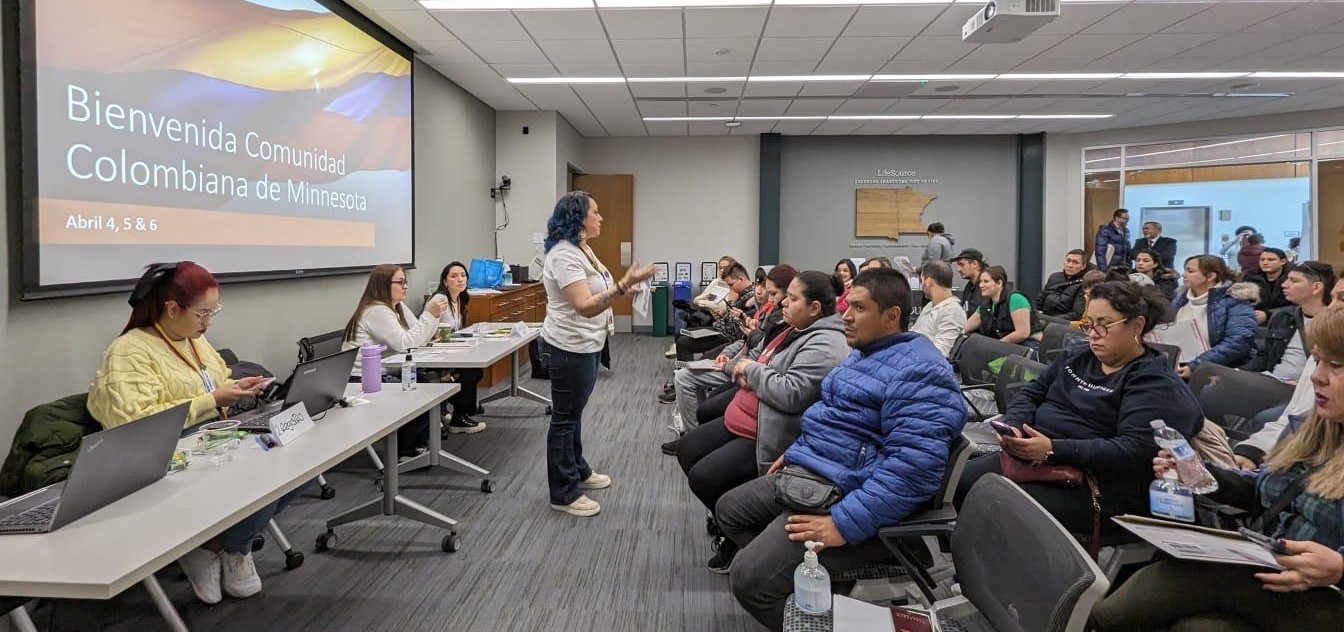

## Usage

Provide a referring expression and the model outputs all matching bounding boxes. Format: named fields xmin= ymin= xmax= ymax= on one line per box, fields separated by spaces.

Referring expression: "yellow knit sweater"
xmin=88 ymin=328 xmax=236 ymax=429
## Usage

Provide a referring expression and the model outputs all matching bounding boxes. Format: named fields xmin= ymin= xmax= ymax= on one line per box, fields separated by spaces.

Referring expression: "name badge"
xmin=268 ymin=403 xmax=315 ymax=447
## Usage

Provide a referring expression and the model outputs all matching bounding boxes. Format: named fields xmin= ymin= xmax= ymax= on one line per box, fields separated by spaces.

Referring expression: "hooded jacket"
xmin=1244 ymin=268 xmax=1291 ymax=314
xmin=1036 ymin=269 xmax=1089 ymax=320
xmin=923 ymin=233 xmax=955 ymax=265
xmin=1094 ymin=222 xmax=1131 ymax=271
xmin=1169 ymin=281 xmax=1260 ymax=370
xmin=783 ymin=332 xmax=965 ymax=544
xmin=729 ymin=313 xmax=850 ymax=473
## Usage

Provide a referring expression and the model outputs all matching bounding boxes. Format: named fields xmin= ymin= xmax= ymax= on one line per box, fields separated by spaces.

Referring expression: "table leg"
xmin=480 ymin=348 xmax=552 ymax=407
xmin=142 ymin=574 xmax=189 ymax=632
xmin=322 ymin=430 xmax=459 ymax=543
xmin=7 ymin=603 xmax=37 ymax=632
xmin=396 ymin=408 xmax=492 ymax=483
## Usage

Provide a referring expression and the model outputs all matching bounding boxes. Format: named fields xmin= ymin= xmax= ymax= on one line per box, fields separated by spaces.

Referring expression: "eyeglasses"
xmin=192 ymin=304 xmax=223 ymax=320
xmin=391 ymin=279 xmax=409 ymax=287
xmin=1086 ymin=318 xmax=1128 ymax=339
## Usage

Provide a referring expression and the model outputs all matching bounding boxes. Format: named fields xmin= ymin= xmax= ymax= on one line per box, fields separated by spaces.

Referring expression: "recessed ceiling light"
xmin=724 ymin=120 xmax=742 ymax=128
xmin=714 ymin=48 xmax=731 ymax=56
xmin=507 ymin=77 xmax=625 ymax=84
xmin=705 ymin=87 xmax=728 ymax=94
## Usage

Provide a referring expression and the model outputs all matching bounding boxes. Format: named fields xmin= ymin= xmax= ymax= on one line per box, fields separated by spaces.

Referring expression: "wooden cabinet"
xmin=465 ymin=283 xmax=547 ymax=387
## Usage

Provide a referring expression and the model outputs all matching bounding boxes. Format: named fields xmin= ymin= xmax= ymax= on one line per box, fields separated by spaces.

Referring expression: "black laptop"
xmin=234 ymin=347 xmax=358 ymax=432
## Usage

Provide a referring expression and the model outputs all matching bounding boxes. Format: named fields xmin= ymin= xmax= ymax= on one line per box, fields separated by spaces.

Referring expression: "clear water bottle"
xmin=1151 ymin=420 xmax=1217 ymax=494
xmin=793 ymin=541 xmax=831 ymax=615
xmin=401 ymin=353 xmax=417 ymax=391
xmin=1149 ymin=469 xmax=1196 ymax=523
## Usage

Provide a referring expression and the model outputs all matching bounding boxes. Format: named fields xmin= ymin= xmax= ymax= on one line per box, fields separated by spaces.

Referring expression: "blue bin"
xmin=672 ymin=281 xmax=693 ymax=333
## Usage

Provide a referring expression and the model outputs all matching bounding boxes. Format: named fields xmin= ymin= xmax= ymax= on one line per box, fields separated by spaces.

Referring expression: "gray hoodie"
xmin=721 ymin=313 xmax=850 ymax=473
xmin=923 ymin=233 xmax=955 ymax=265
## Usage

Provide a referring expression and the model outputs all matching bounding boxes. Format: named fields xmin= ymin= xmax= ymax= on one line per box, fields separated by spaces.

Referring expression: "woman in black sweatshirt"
xmin=955 ymin=281 xmax=1203 ymax=537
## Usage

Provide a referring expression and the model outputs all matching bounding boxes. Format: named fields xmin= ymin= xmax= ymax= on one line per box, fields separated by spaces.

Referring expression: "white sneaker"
xmin=665 ymin=343 xmax=676 ymax=359
xmin=550 ymin=494 xmax=601 ymax=517
xmin=580 ymin=473 xmax=611 ymax=490
xmin=177 ymin=547 xmax=222 ymax=605
xmin=221 ymin=551 xmax=262 ymax=599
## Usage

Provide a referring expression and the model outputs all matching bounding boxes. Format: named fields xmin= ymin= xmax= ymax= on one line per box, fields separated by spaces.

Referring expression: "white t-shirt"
xmin=341 ymin=302 xmax=438 ymax=375
xmin=542 ymin=240 xmax=613 ymax=354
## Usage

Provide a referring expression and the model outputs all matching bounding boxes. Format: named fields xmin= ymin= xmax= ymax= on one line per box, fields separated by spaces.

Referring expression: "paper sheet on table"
xmin=633 ymin=282 xmax=651 ymax=318
xmin=1113 ymin=516 xmax=1283 ymax=569
xmin=1145 ymin=319 xmax=1209 ymax=363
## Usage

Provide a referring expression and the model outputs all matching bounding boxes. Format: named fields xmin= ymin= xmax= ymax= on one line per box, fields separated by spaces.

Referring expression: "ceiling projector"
xmin=963 ymin=0 xmax=1060 ymax=44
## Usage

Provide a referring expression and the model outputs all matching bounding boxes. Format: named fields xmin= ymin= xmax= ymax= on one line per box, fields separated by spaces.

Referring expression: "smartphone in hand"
xmin=986 ymin=414 xmax=1018 ymax=437
xmin=1239 ymin=527 xmax=1289 ymax=555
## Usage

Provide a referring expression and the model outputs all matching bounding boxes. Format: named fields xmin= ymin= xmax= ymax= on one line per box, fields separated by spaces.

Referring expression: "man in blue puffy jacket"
xmin=715 ymin=268 xmax=967 ymax=630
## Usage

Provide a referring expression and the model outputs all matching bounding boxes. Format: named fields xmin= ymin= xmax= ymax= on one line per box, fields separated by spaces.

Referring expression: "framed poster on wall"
xmin=700 ymin=261 xmax=718 ymax=284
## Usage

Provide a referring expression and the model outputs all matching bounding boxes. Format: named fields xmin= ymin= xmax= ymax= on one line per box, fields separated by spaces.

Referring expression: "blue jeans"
xmin=183 ymin=423 xmax=310 ymax=554
xmin=540 ymin=339 xmax=600 ymax=505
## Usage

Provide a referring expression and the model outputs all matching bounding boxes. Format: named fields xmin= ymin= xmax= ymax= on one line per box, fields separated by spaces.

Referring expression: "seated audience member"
xmin=834 ymin=258 xmax=857 ymax=313
xmin=1091 ymin=305 xmax=1344 ymax=631
xmin=1036 ymin=249 xmax=1090 ymax=320
xmin=716 ymin=268 xmax=966 ymax=630
xmin=923 ymin=222 xmax=955 ymax=264
xmin=88 ymin=262 xmax=296 ymax=604
xmin=861 ymin=256 xmax=894 ymax=271
xmin=910 ymin=260 xmax=966 ymax=357
xmin=952 ymin=248 xmax=989 ymax=316
xmin=1170 ymin=255 xmax=1259 ymax=378
xmin=738 ymin=265 xmax=796 ymax=346
xmin=1244 ymin=261 xmax=1334 ymax=383
xmin=1131 ymin=220 xmax=1177 ymax=270
xmin=694 ymin=255 xmax=740 ymax=314
xmin=956 ymin=282 xmax=1202 ymax=538
xmin=964 ymin=265 xmax=1042 ymax=347
xmin=1247 ymin=247 xmax=1293 ymax=324
xmin=670 ymin=263 xmax=754 ymax=365
xmin=1234 ymin=277 xmax=1344 ymax=470
xmin=1132 ymin=248 xmax=1179 ymax=301
xmin=1239 ymin=232 xmax=1267 ymax=276
xmin=677 ymin=271 xmax=849 ymax=572
xmin=1071 ymin=270 xmax=1108 ymax=330
xmin=342 ymin=264 xmax=448 ymax=453
xmin=429 ymin=261 xmax=486 ymax=434
xmin=662 ymin=265 xmax=797 ymax=417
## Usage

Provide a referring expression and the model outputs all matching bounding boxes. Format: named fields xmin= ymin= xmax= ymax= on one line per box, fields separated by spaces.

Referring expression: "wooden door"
xmin=573 ymin=174 xmax=634 ymax=318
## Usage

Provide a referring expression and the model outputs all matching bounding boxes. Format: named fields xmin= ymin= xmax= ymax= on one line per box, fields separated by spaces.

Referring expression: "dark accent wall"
xmin=758 ymin=133 xmax=781 ymax=265
xmin=1016 ymin=133 xmax=1045 ymax=298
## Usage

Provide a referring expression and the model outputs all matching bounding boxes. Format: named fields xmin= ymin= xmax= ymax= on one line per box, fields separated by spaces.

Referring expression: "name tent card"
xmin=268 ymin=403 xmax=315 ymax=446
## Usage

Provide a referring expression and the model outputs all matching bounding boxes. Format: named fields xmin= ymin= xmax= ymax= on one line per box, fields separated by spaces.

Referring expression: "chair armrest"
xmin=960 ymin=383 xmax=994 ymax=392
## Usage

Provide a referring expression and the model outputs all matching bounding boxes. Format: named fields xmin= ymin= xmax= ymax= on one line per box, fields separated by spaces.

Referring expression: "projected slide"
xmin=29 ymin=0 xmax=412 ymax=288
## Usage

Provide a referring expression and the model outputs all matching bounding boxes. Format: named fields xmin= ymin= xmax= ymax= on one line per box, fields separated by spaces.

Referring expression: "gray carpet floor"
xmin=37 ymin=334 xmax=765 ymax=632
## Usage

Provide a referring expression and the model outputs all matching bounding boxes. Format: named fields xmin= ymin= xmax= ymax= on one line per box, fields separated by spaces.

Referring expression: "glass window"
xmin=1084 ymin=147 xmax=1121 ymax=172
xmin=1082 ymin=172 xmax=1121 ymax=261
xmin=1319 ymin=160 xmax=1344 ymax=271
xmin=1125 ymin=134 xmax=1310 ymax=170
xmin=1318 ymin=129 xmax=1344 ymax=158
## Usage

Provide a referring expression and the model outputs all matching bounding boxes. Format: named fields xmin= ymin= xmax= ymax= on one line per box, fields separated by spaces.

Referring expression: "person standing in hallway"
xmin=1094 ymin=208 xmax=1131 ymax=272
xmin=539 ymin=190 xmax=654 ymax=517
xmin=922 ymin=222 xmax=955 ymax=265
xmin=1131 ymin=221 xmax=1177 ymax=270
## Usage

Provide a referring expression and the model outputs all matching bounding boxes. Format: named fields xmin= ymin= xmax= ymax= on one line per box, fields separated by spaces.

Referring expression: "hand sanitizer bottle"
xmin=401 ymin=353 xmax=417 ymax=391
xmin=793 ymin=541 xmax=831 ymax=615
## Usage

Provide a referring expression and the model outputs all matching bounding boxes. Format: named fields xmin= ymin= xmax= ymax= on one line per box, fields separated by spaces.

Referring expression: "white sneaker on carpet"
xmin=221 ymin=551 xmax=263 ymax=599
xmin=664 ymin=343 xmax=676 ymax=359
xmin=580 ymin=473 xmax=611 ymax=490
xmin=550 ymin=495 xmax=601 ymax=517
xmin=177 ymin=547 xmax=222 ymax=605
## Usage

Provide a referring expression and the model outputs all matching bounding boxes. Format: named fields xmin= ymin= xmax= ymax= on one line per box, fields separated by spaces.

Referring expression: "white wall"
xmin=494 ymin=111 xmax=559 ymax=266
xmin=1043 ymin=106 xmax=1344 ymax=274
xmin=581 ymin=136 xmax=760 ymax=327
xmin=0 ymin=60 xmax=497 ymax=460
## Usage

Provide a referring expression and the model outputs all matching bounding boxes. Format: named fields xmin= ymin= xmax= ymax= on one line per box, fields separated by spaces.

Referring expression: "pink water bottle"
xmin=360 ymin=343 xmax=385 ymax=393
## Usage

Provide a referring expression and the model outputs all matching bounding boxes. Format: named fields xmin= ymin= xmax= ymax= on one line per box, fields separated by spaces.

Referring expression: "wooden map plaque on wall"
xmin=855 ymin=187 xmax=937 ymax=239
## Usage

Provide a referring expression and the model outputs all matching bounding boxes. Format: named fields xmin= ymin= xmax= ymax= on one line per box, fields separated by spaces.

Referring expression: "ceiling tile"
xmin=1244 ymin=3 xmax=1344 ymax=33
xmin=1250 ymin=33 xmax=1344 ymax=61
xmin=878 ymin=60 xmax=958 ymax=74
xmin=469 ymin=40 xmax=549 ymax=65
xmin=816 ymin=60 xmax=886 ymax=74
xmin=645 ymin=121 xmax=690 ymax=136
xmin=836 ymin=98 xmax=898 ymax=114
xmin=824 ymin=37 xmax=911 ymax=62
xmin=688 ymin=80 xmax=745 ymax=97
xmin=773 ymin=120 xmax=826 ymax=135
xmin=685 ymin=7 xmax=768 ymax=39
xmin=1158 ymin=2 xmax=1296 ymax=34
xmin=514 ymin=9 xmax=606 ymax=40
xmin=749 ymin=61 xmax=821 ymax=75
xmin=600 ymin=8 xmax=683 ymax=39
xmin=629 ymin=82 xmax=686 ymax=97
xmin=489 ymin=64 xmax=558 ymax=78
xmin=755 ymin=38 xmax=833 ymax=63
xmin=1084 ymin=3 xmax=1213 ymax=35
xmin=689 ymin=101 xmax=737 ymax=116
xmin=735 ymin=99 xmax=794 ymax=116
xmin=798 ymin=81 xmax=866 ymax=97
xmin=1034 ymin=34 xmax=1143 ymax=61
xmin=842 ymin=5 xmax=946 ymax=38
xmin=921 ymin=5 xmax=981 ymax=37
xmin=934 ymin=98 xmax=1008 ymax=114
xmin=686 ymin=62 xmax=752 ymax=75
xmin=612 ymin=39 xmax=684 ymax=65
xmin=636 ymin=101 xmax=687 ymax=117
xmin=953 ymin=34 xmax=1067 ymax=63
xmin=380 ymin=9 xmax=455 ymax=41
xmin=1169 ymin=32 xmax=1292 ymax=60
xmin=895 ymin=120 xmax=954 ymax=134
xmin=421 ymin=39 xmax=483 ymax=65
xmin=689 ymin=121 xmax=731 ymax=136
xmin=514 ymin=84 xmax=586 ymax=110
xmin=727 ymin=121 xmax=777 ymax=135
xmin=429 ymin=10 xmax=527 ymax=40
xmin=563 ymin=110 xmax=606 ymax=136
xmin=1101 ymin=33 xmax=1220 ymax=62
xmin=809 ymin=120 xmax=865 ymax=135
xmin=743 ymin=81 xmax=805 ymax=98
xmin=537 ymin=40 xmax=618 ymax=66
xmin=785 ymin=98 xmax=845 ymax=116
xmin=763 ymin=6 xmax=856 ymax=38
xmin=887 ymin=98 xmax=952 ymax=114
xmin=622 ymin=63 xmax=687 ymax=77
xmin=1035 ymin=3 xmax=1124 ymax=36
xmin=942 ymin=57 xmax=1027 ymax=73
xmin=553 ymin=63 xmax=623 ymax=76
xmin=432 ymin=61 xmax=500 ymax=80
xmin=686 ymin=38 xmax=758 ymax=63
xmin=892 ymin=36 xmax=976 ymax=62
xmin=853 ymin=120 xmax=910 ymax=135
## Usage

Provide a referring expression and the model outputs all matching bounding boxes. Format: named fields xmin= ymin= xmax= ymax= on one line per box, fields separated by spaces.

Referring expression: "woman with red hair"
xmin=88 ymin=262 xmax=300 ymax=606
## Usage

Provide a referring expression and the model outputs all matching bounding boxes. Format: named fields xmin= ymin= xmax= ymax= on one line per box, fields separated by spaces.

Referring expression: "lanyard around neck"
xmin=153 ymin=323 xmax=221 ymax=413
